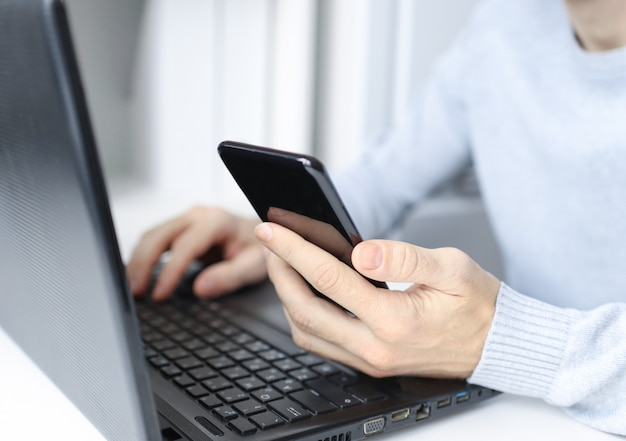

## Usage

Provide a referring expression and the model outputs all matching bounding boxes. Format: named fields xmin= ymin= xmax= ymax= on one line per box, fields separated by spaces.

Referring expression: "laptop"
xmin=0 ymin=1 xmax=498 ymax=440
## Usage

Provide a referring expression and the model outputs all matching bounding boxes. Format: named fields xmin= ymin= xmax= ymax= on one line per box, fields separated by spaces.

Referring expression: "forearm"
xmin=469 ymin=283 xmax=626 ymax=435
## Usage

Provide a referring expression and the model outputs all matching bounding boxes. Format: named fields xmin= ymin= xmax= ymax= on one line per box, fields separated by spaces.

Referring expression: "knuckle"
xmin=186 ymin=205 xmax=225 ymax=224
xmin=311 ymin=261 xmax=342 ymax=294
xmin=358 ymin=346 xmax=396 ymax=377
xmin=287 ymin=304 xmax=316 ymax=334
xmin=440 ymin=247 xmax=476 ymax=284
xmin=290 ymin=328 xmax=313 ymax=353
xmin=397 ymin=245 xmax=421 ymax=279
xmin=186 ymin=204 xmax=211 ymax=217
xmin=372 ymin=323 xmax=403 ymax=344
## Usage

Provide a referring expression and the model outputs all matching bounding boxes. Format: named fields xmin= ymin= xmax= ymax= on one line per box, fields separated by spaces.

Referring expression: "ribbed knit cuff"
xmin=468 ymin=283 xmax=574 ymax=399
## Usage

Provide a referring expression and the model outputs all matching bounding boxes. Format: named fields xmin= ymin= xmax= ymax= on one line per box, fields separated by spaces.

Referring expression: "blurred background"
xmin=64 ymin=0 xmax=503 ymax=278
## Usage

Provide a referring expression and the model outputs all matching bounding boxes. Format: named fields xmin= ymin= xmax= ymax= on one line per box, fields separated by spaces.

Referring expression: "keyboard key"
xmin=194 ymin=347 xmax=219 ymax=360
xmin=232 ymin=399 xmax=266 ymax=416
xmin=170 ymin=331 xmax=192 ymax=342
xmin=290 ymin=389 xmax=337 ymax=415
xmin=273 ymin=378 xmax=303 ymax=393
xmin=201 ymin=332 xmax=225 ymax=345
xmin=228 ymin=418 xmax=257 ymax=436
xmin=273 ymin=359 xmax=301 ymax=372
xmin=218 ymin=387 xmax=249 ymax=404
xmin=290 ymin=367 xmax=317 ymax=382
xmin=186 ymin=384 xmax=209 ymax=398
xmin=149 ymin=356 xmax=169 ymax=368
xmin=236 ymin=376 xmax=265 ymax=391
xmin=306 ymin=378 xmax=361 ymax=409
xmin=199 ymin=395 xmax=222 ymax=409
xmin=207 ymin=355 xmax=235 ymax=370
xmin=187 ymin=324 xmax=211 ymax=336
xmin=175 ymin=356 xmax=203 ymax=370
xmin=245 ymin=340 xmax=270 ymax=352
xmin=202 ymin=375 xmax=232 ymax=392
xmin=252 ymin=387 xmax=282 ymax=403
xmin=213 ymin=406 xmax=239 ymax=421
xmin=221 ymin=366 xmax=250 ymax=381
xmin=233 ymin=332 xmax=254 ymax=345
xmin=163 ymin=348 xmax=189 ymax=360
xmin=312 ymin=363 xmax=339 ymax=376
xmin=250 ymin=411 xmax=284 ymax=430
xmin=242 ymin=358 xmax=270 ymax=372
xmin=181 ymin=338 xmax=206 ymax=351
xmin=295 ymin=354 xmax=324 ymax=366
xmin=216 ymin=341 xmax=239 ymax=353
xmin=161 ymin=364 xmax=182 ymax=377
xmin=228 ymin=349 xmax=255 ymax=362
xmin=152 ymin=339 xmax=176 ymax=351
xmin=328 ymin=372 xmax=359 ymax=387
xmin=174 ymin=374 xmax=195 ymax=388
xmin=160 ymin=323 xmax=180 ymax=335
xmin=143 ymin=346 xmax=157 ymax=358
xmin=188 ymin=366 xmax=217 ymax=381
xmin=259 ymin=349 xmax=286 ymax=361
xmin=257 ymin=368 xmax=286 ymax=383
xmin=219 ymin=325 xmax=240 ymax=337
xmin=268 ymin=398 xmax=311 ymax=422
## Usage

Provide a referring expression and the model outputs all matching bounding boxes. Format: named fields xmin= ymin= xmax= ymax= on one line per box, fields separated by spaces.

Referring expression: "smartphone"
xmin=218 ymin=140 xmax=388 ymax=300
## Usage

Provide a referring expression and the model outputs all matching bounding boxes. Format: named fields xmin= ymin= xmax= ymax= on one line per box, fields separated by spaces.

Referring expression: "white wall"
xmin=96 ymin=0 xmax=482 ymax=256
xmin=129 ymin=0 xmax=317 ymax=215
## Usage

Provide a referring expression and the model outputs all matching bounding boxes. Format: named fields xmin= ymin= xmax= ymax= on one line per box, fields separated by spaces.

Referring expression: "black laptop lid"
xmin=0 ymin=1 xmax=159 ymax=439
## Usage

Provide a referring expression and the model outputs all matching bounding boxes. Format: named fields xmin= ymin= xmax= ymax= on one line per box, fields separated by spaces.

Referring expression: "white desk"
xmin=0 ymin=194 xmax=620 ymax=440
xmin=0 ymin=325 xmax=619 ymax=441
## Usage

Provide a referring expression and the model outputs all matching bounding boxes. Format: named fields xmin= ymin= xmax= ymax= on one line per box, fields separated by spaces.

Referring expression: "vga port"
xmin=363 ymin=416 xmax=386 ymax=435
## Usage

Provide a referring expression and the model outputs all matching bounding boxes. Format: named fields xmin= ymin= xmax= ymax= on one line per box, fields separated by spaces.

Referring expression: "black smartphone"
xmin=218 ymin=141 xmax=388 ymax=298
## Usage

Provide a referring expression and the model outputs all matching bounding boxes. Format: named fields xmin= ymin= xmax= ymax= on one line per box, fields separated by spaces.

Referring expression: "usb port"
xmin=456 ymin=391 xmax=470 ymax=404
xmin=436 ymin=396 xmax=451 ymax=408
xmin=415 ymin=404 xmax=430 ymax=421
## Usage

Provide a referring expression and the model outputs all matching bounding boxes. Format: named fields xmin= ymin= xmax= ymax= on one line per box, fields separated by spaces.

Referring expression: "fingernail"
xmin=359 ymin=243 xmax=383 ymax=270
xmin=255 ymin=223 xmax=273 ymax=242
xmin=268 ymin=206 xmax=287 ymax=217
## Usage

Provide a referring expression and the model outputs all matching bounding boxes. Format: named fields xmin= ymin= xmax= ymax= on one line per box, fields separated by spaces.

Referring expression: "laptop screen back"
xmin=0 ymin=1 xmax=158 ymax=439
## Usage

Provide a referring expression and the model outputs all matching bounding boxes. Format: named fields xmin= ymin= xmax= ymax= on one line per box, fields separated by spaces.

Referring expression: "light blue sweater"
xmin=335 ymin=0 xmax=626 ymax=434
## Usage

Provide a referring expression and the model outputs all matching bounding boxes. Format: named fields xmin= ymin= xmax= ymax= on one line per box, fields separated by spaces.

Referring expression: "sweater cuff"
xmin=468 ymin=283 xmax=574 ymax=398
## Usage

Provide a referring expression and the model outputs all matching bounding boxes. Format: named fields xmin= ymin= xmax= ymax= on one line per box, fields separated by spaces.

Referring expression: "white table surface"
xmin=0 ymin=193 xmax=621 ymax=441
xmin=0 ymin=325 xmax=619 ymax=441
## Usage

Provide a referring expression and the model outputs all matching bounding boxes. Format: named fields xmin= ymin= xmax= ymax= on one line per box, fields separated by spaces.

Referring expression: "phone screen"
xmin=218 ymin=141 xmax=387 ymax=291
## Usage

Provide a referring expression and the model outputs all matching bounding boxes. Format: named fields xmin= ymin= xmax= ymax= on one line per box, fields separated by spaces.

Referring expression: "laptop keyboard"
xmin=136 ymin=299 xmax=386 ymax=437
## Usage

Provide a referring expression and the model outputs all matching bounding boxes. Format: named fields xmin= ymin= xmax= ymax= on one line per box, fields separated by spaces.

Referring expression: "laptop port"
xmin=415 ymin=404 xmax=430 ymax=421
xmin=436 ymin=396 xmax=451 ymax=408
xmin=391 ymin=408 xmax=410 ymax=423
xmin=363 ymin=416 xmax=386 ymax=435
xmin=456 ymin=391 xmax=470 ymax=404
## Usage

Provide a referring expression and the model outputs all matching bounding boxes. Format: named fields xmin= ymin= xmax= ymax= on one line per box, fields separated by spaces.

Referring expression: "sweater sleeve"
xmin=468 ymin=283 xmax=626 ymax=435
xmin=332 ymin=38 xmax=474 ymax=240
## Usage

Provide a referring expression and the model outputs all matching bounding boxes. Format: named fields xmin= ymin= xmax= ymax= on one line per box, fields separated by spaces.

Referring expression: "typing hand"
xmin=126 ymin=206 xmax=265 ymax=301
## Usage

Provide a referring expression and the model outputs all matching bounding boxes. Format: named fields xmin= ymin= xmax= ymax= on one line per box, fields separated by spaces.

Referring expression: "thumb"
xmin=352 ymin=240 xmax=476 ymax=291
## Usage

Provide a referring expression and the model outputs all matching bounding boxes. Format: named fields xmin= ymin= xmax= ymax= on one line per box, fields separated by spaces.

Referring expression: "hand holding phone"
xmin=218 ymin=141 xmax=388 ymax=302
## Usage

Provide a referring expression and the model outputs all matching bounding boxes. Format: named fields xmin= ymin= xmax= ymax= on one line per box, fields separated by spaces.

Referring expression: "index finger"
xmin=255 ymin=222 xmax=385 ymax=320
xmin=126 ymin=214 xmax=190 ymax=296
xmin=267 ymin=207 xmax=353 ymax=265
